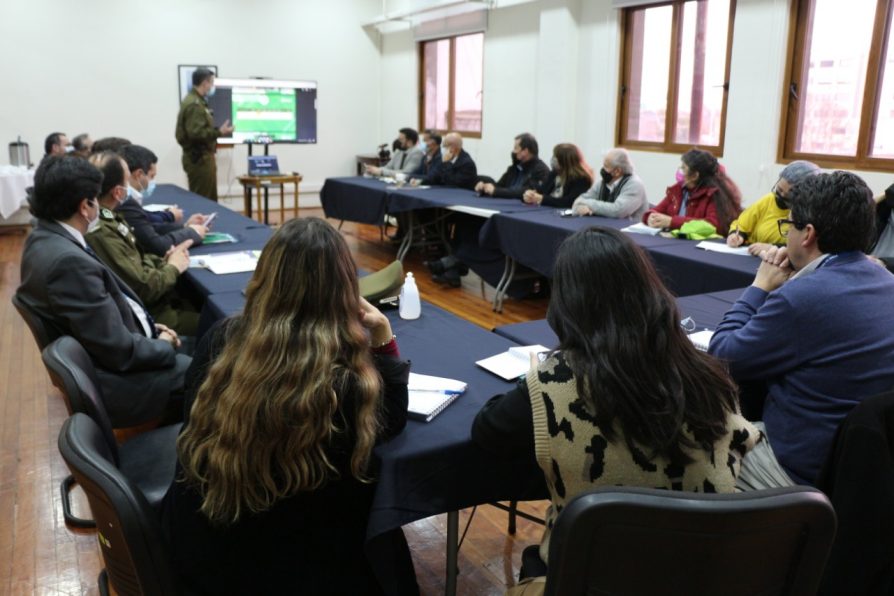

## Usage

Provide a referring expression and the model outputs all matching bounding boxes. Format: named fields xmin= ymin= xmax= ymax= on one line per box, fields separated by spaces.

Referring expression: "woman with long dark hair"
xmin=472 ymin=226 xmax=760 ymax=575
xmin=644 ymin=148 xmax=742 ymax=235
xmin=162 ymin=217 xmax=412 ymax=595
xmin=522 ymin=143 xmax=594 ymax=207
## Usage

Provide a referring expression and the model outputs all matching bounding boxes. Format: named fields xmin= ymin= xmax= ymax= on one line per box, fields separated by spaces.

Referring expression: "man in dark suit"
xmin=117 ymin=144 xmax=209 ymax=257
xmin=412 ymin=132 xmax=477 ymax=190
xmin=16 ymin=156 xmax=190 ymax=427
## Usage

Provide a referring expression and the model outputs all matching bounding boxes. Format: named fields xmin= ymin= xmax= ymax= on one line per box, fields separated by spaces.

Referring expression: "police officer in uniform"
xmin=86 ymin=152 xmax=199 ymax=337
xmin=175 ymin=67 xmax=233 ymax=201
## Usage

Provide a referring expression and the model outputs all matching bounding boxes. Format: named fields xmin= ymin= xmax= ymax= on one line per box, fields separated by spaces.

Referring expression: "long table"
xmin=493 ymin=287 xmax=745 ymax=347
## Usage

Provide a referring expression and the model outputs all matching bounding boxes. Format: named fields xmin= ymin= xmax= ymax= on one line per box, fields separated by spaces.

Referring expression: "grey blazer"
xmin=16 ymin=220 xmax=186 ymax=426
xmin=572 ymin=174 xmax=648 ymax=220
xmin=381 ymin=145 xmax=425 ymax=176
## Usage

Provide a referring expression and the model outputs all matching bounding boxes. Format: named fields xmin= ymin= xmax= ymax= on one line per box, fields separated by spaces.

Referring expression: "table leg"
xmin=293 ymin=180 xmax=299 ymax=219
xmin=242 ymin=185 xmax=251 ymax=218
xmin=262 ymin=186 xmax=269 ymax=225
xmin=279 ymin=184 xmax=285 ymax=225
xmin=445 ymin=510 xmax=458 ymax=596
xmin=396 ymin=211 xmax=415 ymax=262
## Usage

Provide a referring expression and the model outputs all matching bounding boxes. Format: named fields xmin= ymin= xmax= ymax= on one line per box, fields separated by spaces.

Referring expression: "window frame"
xmin=417 ymin=33 xmax=484 ymax=139
xmin=616 ymin=0 xmax=737 ymax=156
xmin=778 ymin=0 xmax=894 ymax=171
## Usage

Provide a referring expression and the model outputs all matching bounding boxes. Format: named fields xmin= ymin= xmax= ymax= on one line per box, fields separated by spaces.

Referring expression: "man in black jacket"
xmin=475 ymin=132 xmax=550 ymax=199
xmin=412 ymin=132 xmax=477 ymax=190
xmin=117 ymin=144 xmax=210 ymax=257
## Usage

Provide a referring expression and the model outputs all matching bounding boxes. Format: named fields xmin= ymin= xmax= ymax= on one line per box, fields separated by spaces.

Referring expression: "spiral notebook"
xmin=407 ymin=373 xmax=467 ymax=422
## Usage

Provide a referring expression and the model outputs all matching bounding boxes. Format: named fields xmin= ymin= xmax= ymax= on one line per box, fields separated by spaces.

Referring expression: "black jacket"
xmin=116 ymin=197 xmax=203 ymax=257
xmin=491 ymin=158 xmax=550 ymax=199
xmin=815 ymin=389 xmax=894 ymax=595
xmin=535 ymin=171 xmax=593 ymax=208
xmin=427 ymin=149 xmax=478 ymax=190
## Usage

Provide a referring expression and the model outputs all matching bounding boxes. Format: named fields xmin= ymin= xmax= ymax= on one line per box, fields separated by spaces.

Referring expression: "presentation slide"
xmin=208 ymin=78 xmax=317 ymax=144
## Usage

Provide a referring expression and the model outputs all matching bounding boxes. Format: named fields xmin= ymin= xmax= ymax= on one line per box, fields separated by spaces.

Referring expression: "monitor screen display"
xmin=208 ymin=78 xmax=317 ymax=144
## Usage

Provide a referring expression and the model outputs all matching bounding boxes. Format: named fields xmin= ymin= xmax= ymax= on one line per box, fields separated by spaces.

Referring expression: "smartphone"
xmin=558 ymin=208 xmax=575 ymax=217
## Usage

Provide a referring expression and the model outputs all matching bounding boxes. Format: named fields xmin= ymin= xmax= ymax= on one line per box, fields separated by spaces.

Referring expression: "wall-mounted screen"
xmin=208 ymin=78 xmax=317 ymax=144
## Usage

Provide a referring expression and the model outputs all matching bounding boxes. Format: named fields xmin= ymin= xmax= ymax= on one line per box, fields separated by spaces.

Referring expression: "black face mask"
xmin=600 ymin=168 xmax=613 ymax=185
xmin=775 ymin=191 xmax=789 ymax=210
xmin=511 ymin=152 xmax=520 ymax=166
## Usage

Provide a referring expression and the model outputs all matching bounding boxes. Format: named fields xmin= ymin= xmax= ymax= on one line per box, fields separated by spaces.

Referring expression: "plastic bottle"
xmin=399 ymin=272 xmax=421 ymax=320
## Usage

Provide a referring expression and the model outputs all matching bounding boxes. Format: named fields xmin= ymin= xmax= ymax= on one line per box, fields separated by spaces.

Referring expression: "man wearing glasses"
xmin=708 ymin=171 xmax=894 ymax=490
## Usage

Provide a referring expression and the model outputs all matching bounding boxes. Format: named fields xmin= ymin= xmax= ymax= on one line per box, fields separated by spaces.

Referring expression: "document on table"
xmin=142 ymin=204 xmax=174 ymax=212
xmin=687 ymin=330 xmax=714 ymax=352
xmin=407 ymin=373 xmax=467 ymax=422
xmin=476 ymin=345 xmax=550 ymax=381
xmin=188 ymin=250 xmax=261 ymax=274
xmin=695 ymin=241 xmax=752 ymax=256
xmin=621 ymin=222 xmax=661 ymax=236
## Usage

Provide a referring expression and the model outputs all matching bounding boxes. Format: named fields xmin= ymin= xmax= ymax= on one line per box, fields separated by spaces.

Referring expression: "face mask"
xmin=675 ymin=169 xmax=686 ymax=184
xmin=600 ymin=168 xmax=613 ymax=185
xmin=550 ymin=157 xmax=559 ymax=170
xmin=144 ymin=179 xmax=157 ymax=198
xmin=128 ymin=185 xmax=143 ymax=205
xmin=64 ymin=145 xmax=75 ymax=153
xmin=441 ymin=147 xmax=449 ymax=160
xmin=774 ymin=191 xmax=789 ymax=210
xmin=86 ymin=202 xmax=101 ymax=233
xmin=511 ymin=152 xmax=520 ymax=166
xmin=206 ymin=86 xmax=216 ymax=98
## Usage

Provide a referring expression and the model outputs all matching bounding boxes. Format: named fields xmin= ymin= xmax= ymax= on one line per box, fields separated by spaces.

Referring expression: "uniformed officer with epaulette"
xmin=175 ymin=67 xmax=233 ymax=202
xmin=86 ymin=152 xmax=199 ymax=337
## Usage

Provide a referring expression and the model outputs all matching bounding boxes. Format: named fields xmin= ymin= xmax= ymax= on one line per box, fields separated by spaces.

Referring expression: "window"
xmin=419 ymin=32 xmax=484 ymax=137
xmin=618 ymin=0 xmax=736 ymax=154
xmin=780 ymin=0 xmax=894 ymax=169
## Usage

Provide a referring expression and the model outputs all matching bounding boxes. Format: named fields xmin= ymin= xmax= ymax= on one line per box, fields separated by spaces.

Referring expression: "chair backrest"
xmin=11 ymin=293 xmax=58 ymax=351
xmin=42 ymin=336 xmax=118 ymax=463
xmin=544 ymin=486 xmax=837 ymax=596
xmin=58 ymin=414 xmax=180 ymax=596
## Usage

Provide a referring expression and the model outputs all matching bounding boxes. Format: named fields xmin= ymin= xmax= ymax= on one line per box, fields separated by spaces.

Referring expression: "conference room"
xmin=3 ymin=0 xmax=894 ymax=594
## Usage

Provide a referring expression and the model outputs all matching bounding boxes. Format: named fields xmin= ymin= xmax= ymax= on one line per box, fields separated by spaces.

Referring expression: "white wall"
xmin=378 ymin=0 xmax=894 ymax=205
xmin=0 ymin=0 xmax=384 ymax=205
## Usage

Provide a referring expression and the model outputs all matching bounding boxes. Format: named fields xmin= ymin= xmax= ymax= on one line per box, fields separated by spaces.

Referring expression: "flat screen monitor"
xmin=208 ymin=78 xmax=317 ymax=144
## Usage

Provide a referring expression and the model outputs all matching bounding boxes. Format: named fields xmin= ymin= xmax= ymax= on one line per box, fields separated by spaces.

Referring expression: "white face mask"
xmin=87 ymin=209 xmax=101 ymax=233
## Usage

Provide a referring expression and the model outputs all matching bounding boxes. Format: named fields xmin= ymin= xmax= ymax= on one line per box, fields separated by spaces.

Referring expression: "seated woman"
xmin=162 ymin=218 xmax=412 ymax=595
xmin=727 ymin=160 xmax=820 ymax=254
xmin=472 ymin=226 xmax=760 ymax=577
xmin=522 ymin=143 xmax=593 ymax=208
xmin=571 ymin=148 xmax=648 ymax=220
xmin=643 ymin=148 xmax=742 ymax=235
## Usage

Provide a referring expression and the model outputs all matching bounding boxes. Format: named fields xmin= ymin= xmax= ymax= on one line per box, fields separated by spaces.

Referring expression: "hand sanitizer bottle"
xmin=399 ymin=272 xmax=421 ymax=320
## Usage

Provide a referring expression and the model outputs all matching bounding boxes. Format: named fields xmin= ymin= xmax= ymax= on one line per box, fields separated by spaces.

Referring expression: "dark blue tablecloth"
xmin=492 ymin=288 xmax=747 ymax=346
xmin=148 ymin=184 xmax=273 ymax=297
xmin=387 ymin=185 xmax=550 ymax=214
xmin=320 ymin=177 xmax=392 ymax=224
xmin=200 ymin=291 xmax=547 ymax=540
xmin=479 ymin=209 xmax=759 ymax=296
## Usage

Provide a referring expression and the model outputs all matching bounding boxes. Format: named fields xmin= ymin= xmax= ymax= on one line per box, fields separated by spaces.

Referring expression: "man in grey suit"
xmin=364 ymin=127 xmax=424 ymax=177
xmin=16 ymin=156 xmax=190 ymax=427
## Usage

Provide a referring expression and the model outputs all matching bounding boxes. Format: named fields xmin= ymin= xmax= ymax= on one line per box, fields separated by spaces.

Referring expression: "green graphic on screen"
xmin=231 ymin=89 xmax=297 ymax=141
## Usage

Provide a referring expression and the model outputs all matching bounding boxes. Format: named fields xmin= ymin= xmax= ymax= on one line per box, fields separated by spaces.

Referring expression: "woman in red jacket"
xmin=643 ymin=148 xmax=742 ymax=235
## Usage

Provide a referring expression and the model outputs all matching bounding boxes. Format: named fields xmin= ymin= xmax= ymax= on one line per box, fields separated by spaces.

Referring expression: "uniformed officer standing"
xmin=175 ymin=68 xmax=233 ymax=201
xmin=86 ymin=152 xmax=199 ymax=337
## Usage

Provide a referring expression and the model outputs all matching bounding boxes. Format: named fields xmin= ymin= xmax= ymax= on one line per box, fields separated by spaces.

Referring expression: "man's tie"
xmin=398 ymin=151 xmax=406 ymax=169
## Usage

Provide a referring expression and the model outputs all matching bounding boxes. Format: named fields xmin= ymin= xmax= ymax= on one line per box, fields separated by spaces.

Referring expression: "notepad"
xmin=407 ymin=373 xmax=467 ymax=422
xmin=188 ymin=250 xmax=260 ymax=274
xmin=476 ymin=345 xmax=550 ymax=381
xmin=695 ymin=241 xmax=751 ymax=256
xmin=202 ymin=232 xmax=237 ymax=245
xmin=621 ymin=222 xmax=662 ymax=236
xmin=687 ymin=330 xmax=714 ymax=352
xmin=142 ymin=204 xmax=174 ymax=212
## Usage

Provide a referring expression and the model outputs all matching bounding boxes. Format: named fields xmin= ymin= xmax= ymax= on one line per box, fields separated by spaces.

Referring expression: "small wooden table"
xmin=356 ymin=154 xmax=389 ymax=176
xmin=237 ymin=173 xmax=303 ymax=224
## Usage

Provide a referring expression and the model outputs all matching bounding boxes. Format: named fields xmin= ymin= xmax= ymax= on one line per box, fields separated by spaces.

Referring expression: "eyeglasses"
xmin=777 ymin=218 xmax=804 ymax=238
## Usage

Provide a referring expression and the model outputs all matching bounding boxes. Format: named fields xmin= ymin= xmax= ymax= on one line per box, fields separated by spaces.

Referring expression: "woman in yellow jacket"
xmin=727 ymin=161 xmax=820 ymax=254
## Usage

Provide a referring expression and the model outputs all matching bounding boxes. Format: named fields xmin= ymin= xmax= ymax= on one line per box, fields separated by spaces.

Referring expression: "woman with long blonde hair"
xmin=162 ymin=217 xmax=411 ymax=595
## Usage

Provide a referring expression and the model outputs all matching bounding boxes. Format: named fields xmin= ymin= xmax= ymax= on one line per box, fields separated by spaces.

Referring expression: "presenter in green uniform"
xmin=86 ymin=152 xmax=199 ymax=336
xmin=175 ymin=68 xmax=233 ymax=201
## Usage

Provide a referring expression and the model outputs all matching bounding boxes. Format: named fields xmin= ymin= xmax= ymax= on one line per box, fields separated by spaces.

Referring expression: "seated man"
xmin=16 ymin=156 xmax=189 ymax=427
xmin=475 ymin=133 xmax=550 ymax=199
xmin=71 ymin=133 xmax=93 ymax=158
xmin=416 ymin=130 xmax=443 ymax=178
xmin=117 ymin=144 xmax=208 ymax=256
xmin=43 ymin=132 xmax=71 ymax=157
xmin=413 ymin=132 xmax=477 ymax=190
xmin=365 ymin=127 xmax=424 ymax=177
xmin=572 ymin=148 xmax=648 ymax=220
xmin=86 ymin=152 xmax=199 ymax=337
xmin=709 ymin=171 xmax=894 ymax=489
xmin=91 ymin=136 xmax=131 ymax=154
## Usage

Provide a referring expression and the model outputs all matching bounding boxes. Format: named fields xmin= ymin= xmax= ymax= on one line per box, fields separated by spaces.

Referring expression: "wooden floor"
xmin=0 ymin=209 xmax=549 ymax=595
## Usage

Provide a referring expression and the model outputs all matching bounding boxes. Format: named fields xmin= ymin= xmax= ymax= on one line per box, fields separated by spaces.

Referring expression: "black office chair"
xmin=11 ymin=293 xmax=59 ymax=353
xmin=43 ymin=337 xmax=181 ymax=528
xmin=58 ymin=414 xmax=182 ymax=596
xmin=539 ymin=486 xmax=836 ymax=596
